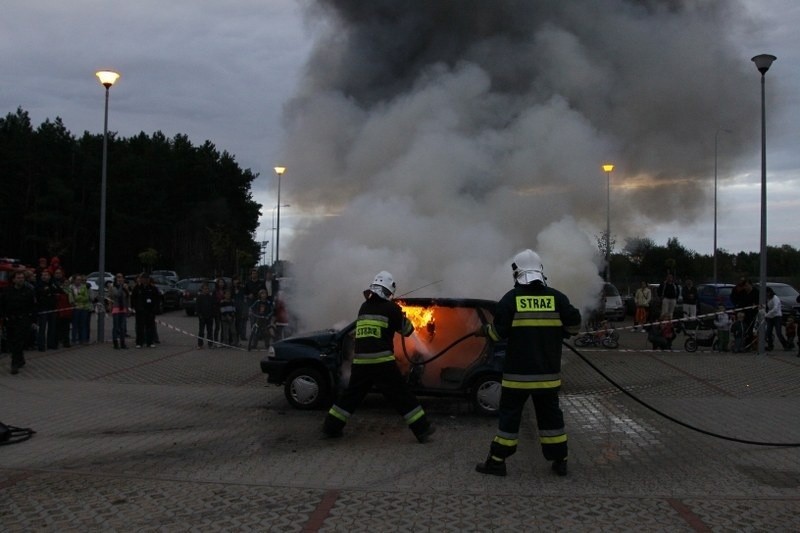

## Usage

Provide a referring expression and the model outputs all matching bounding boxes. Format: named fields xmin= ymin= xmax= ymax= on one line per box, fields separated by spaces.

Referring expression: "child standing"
xmin=249 ymin=289 xmax=275 ymax=350
xmin=219 ymin=289 xmax=237 ymax=347
xmin=785 ymin=316 xmax=796 ymax=351
xmin=730 ymin=312 xmax=746 ymax=353
xmin=713 ymin=306 xmax=731 ymax=352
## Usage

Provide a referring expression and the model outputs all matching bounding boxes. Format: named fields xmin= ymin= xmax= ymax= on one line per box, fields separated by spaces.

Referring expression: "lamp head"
xmin=95 ymin=70 xmax=120 ymax=88
xmin=274 ymin=166 xmax=286 ymax=176
xmin=751 ymin=54 xmax=776 ymax=75
xmin=602 ymin=164 xmax=614 ymax=173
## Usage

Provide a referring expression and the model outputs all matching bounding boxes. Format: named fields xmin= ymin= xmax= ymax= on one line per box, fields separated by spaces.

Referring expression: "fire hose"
xmin=401 ymin=332 xmax=476 ymax=366
xmin=564 ymin=340 xmax=800 ymax=447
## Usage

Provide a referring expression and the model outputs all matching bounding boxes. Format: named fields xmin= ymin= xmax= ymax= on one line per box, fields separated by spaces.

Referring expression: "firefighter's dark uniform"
xmin=481 ymin=280 xmax=581 ymax=471
xmin=323 ymin=294 xmax=433 ymax=441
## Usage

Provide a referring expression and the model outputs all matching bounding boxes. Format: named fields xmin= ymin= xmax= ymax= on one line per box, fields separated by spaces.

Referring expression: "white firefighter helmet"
xmin=368 ymin=270 xmax=396 ymax=299
xmin=511 ymin=249 xmax=545 ymax=285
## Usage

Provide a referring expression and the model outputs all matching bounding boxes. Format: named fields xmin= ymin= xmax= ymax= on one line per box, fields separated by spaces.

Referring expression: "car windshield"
xmin=603 ymin=284 xmax=620 ymax=297
xmin=771 ymin=285 xmax=799 ymax=298
xmin=718 ymin=287 xmax=733 ymax=298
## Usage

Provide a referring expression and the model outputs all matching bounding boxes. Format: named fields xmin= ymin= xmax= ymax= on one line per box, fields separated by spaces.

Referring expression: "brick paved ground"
xmin=1 ymin=312 xmax=799 ymax=531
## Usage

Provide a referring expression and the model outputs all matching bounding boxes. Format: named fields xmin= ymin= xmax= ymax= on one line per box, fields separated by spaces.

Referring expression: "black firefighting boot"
xmin=551 ymin=459 xmax=568 ymax=477
xmin=415 ymin=423 xmax=436 ymax=444
xmin=475 ymin=455 xmax=507 ymax=477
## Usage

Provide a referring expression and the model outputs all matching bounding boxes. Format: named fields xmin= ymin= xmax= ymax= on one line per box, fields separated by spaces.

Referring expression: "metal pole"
xmin=606 ymin=169 xmax=611 ymax=283
xmin=275 ymin=173 xmax=281 ymax=268
xmin=757 ymin=72 xmax=767 ymax=355
xmin=97 ymin=86 xmax=110 ymax=343
xmin=713 ymin=129 xmax=719 ymax=286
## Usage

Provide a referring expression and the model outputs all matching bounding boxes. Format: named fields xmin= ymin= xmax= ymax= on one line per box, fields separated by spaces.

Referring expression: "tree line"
xmin=607 ymin=235 xmax=800 ymax=294
xmin=0 ymin=108 xmax=262 ymax=277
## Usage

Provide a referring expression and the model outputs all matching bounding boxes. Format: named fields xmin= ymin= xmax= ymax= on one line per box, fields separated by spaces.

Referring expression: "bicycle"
xmin=247 ymin=312 xmax=274 ymax=351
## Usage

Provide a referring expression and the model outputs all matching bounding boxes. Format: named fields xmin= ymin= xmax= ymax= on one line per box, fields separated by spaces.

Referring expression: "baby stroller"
xmin=683 ymin=318 xmax=718 ymax=352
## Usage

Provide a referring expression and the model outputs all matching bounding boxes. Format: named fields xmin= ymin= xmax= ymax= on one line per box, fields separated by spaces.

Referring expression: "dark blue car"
xmin=260 ymin=297 xmax=505 ymax=415
xmin=696 ymin=283 xmax=735 ymax=316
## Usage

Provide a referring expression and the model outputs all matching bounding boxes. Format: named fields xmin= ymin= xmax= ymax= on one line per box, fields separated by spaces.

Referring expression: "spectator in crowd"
xmin=633 ymin=281 xmax=651 ymax=331
xmin=195 ymin=282 xmax=215 ymax=349
xmin=48 ymin=256 xmax=62 ymax=276
xmin=764 ymin=287 xmax=789 ymax=351
xmin=231 ymin=276 xmax=248 ymax=342
xmin=657 ymin=274 xmax=679 ymax=319
xmin=249 ymin=289 xmax=275 ymax=350
xmin=2 ymin=270 xmax=36 ymax=374
xmin=648 ymin=313 xmax=676 ymax=350
xmin=34 ymin=257 xmax=49 ymax=280
xmin=110 ymin=273 xmax=130 ymax=349
xmin=682 ymin=279 xmax=698 ymax=319
xmin=131 ymin=273 xmax=158 ymax=348
xmin=265 ymin=268 xmax=279 ymax=298
xmin=713 ymin=305 xmax=731 ymax=352
xmin=730 ymin=278 xmax=759 ymax=347
xmin=219 ymin=289 xmax=237 ymax=347
xmin=51 ymin=267 xmax=72 ymax=348
xmin=731 ymin=312 xmax=747 ymax=352
xmin=785 ymin=316 xmax=796 ymax=351
xmin=34 ymin=270 xmax=58 ymax=351
xmin=244 ymin=268 xmax=262 ymax=305
xmin=68 ymin=274 xmax=93 ymax=344
xmin=212 ymin=278 xmax=227 ymax=344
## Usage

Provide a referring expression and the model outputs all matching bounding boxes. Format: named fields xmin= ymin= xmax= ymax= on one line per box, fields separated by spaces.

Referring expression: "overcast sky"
xmin=2 ymin=0 xmax=798 ymax=264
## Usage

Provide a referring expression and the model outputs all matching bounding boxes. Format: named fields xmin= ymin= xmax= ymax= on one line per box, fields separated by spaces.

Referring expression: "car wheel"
xmin=684 ymin=338 xmax=697 ymax=352
xmin=472 ymin=374 xmax=502 ymax=416
xmin=284 ymin=367 xmax=330 ymax=410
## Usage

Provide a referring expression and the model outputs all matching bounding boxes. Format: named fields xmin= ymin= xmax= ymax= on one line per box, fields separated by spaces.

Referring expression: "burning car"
xmin=260 ymin=297 xmax=505 ymax=415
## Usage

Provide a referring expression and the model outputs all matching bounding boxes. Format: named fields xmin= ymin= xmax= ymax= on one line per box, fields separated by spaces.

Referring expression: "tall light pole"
xmin=95 ymin=69 xmax=120 ymax=344
xmin=273 ymin=166 xmax=286 ymax=270
xmin=602 ymin=163 xmax=614 ymax=283
xmin=271 ymin=204 xmax=289 ymax=266
xmin=713 ymin=127 xmax=731 ymax=285
xmin=752 ymin=53 xmax=776 ymax=355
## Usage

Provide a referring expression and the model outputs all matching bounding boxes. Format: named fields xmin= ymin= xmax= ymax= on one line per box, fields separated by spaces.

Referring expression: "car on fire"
xmin=260 ymin=297 xmax=505 ymax=415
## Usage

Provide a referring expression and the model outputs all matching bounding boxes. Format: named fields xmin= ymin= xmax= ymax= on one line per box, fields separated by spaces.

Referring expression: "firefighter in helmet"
xmin=475 ymin=250 xmax=581 ymax=476
xmin=323 ymin=271 xmax=436 ymax=443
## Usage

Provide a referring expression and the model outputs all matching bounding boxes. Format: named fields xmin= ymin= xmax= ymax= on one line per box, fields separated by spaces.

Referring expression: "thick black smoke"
xmin=280 ymin=0 xmax=755 ymax=328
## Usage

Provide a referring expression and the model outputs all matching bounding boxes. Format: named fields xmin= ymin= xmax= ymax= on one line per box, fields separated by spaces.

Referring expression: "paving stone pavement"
xmin=1 ymin=312 xmax=799 ymax=531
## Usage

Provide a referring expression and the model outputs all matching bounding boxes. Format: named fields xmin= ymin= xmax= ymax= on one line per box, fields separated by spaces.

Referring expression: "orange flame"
xmin=400 ymin=303 xmax=435 ymax=331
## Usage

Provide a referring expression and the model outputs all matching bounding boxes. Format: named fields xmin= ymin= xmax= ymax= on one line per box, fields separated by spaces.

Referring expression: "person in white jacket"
xmin=764 ymin=287 xmax=789 ymax=351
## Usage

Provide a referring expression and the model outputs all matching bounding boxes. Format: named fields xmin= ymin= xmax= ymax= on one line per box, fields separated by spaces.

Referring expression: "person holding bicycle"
xmin=248 ymin=289 xmax=275 ymax=350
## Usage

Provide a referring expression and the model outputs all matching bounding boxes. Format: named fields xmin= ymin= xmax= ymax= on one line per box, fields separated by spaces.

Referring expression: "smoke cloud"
xmin=279 ymin=0 xmax=755 ymax=329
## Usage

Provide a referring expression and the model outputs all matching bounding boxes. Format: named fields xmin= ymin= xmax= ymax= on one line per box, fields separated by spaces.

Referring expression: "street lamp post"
xmin=602 ymin=163 xmax=614 ymax=283
xmin=713 ymin=127 xmax=731 ymax=286
xmin=95 ymin=70 xmax=120 ymax=344
xmin=273 ymin=166 xmax=286 ymax=270
xmin=751 ymin=53 xmax=776 ymax=355
xmin=271 ymin=204 xmax=289 ymax=266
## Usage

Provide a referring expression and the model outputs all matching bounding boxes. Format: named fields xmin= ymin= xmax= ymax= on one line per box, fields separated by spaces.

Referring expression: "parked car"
xmin=176 ymin=278 xmax=213 ymax=316
xmin=260 ymin=297 xmax=505 ymax=415
xmin=754 ymin=282 xmax=800 ymax=323
xmin=696 ymin=283 xmax=735 ymax=316
xmin=86 ymin=271 xmax=114 ymax=291
xmin=151 ymin=275 xmax=182 ymax=311
xmin=602 ymin=283 xmax=625 ymax=322
xmin=152 ymin=270 xmax=179 ymax=284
